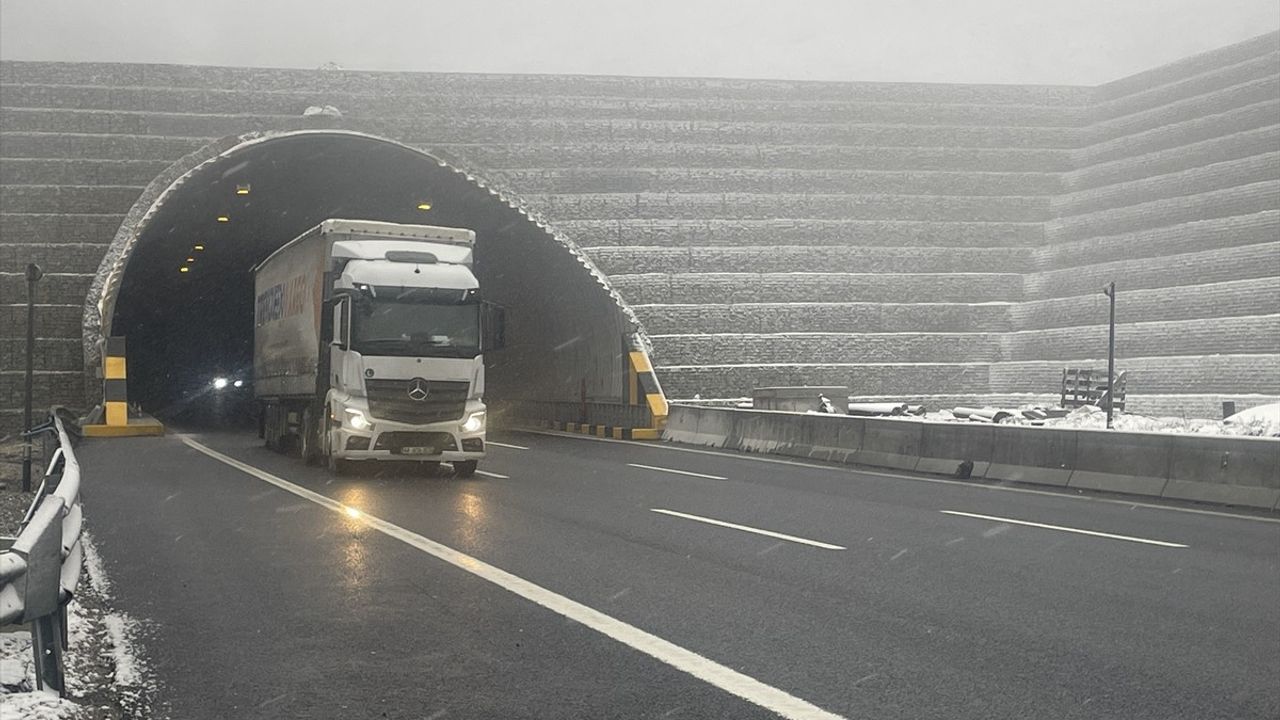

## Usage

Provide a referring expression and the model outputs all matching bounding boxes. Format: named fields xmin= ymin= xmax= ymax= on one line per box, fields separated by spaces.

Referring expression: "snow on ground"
xmin=99 ymin=616 xmax=142 ymax=688
xmin=907 ymin=404 xmax=1278 ymax=437
xmin=999 ymin=404 xmax=1280 ymax=436
xmin=79 ymin=534 xmax=111 ymax=596
xmin=0 ymin=691 xmax=85 ymax=720
xmin=1223 ymin=403 xmax=1280 ymax=437
xmin=1 ymin=531 xmax=154 ymax=719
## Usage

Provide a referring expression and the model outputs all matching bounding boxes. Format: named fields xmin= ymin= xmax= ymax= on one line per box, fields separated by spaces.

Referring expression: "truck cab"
xmin=326 ymin=240 xmax=487 ymax=473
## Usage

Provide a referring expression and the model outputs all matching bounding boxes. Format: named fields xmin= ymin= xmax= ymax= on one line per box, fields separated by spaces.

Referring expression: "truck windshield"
xmin=351 ymin=286 xmax=480 ymax=358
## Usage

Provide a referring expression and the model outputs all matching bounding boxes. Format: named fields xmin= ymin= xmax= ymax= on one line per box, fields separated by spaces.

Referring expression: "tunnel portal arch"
xmin=86 ymin=129 xmax=647 ymax=424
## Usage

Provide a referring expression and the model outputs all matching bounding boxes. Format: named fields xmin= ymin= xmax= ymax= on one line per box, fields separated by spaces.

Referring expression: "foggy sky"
xmin=1 ymin=0 xmax=1277 ymax=85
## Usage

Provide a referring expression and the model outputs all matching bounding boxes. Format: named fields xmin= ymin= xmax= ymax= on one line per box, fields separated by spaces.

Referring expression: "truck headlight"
xmin=461 ymin=411 xmax=485 ymax=433
xmin=344 ymin=408 xmax=371 ymax=431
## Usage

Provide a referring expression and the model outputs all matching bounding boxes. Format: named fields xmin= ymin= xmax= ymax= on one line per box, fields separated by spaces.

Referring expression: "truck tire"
xmin=300 ymin=406 xmax=320 ymax=465
xmin=264 ymin=404 xmax=281 ymax=452
xmin=453 ymin=460 xmax=478 ymax=478
xmin=323 ymin=413 xmax=351 ymax=474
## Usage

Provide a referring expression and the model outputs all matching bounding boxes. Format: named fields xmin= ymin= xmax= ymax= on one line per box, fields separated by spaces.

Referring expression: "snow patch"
xmin=0 ymin=690 xmax=83 ymax=719
xmin=79 ymin=532 xmax=111 ymax=596
xmin=100 ymin=614 xmax=143 ymax=688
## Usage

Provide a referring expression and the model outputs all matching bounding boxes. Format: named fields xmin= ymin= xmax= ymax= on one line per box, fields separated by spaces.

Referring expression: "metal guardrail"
xmin=1 ymin=409 xmax=85 ymax=695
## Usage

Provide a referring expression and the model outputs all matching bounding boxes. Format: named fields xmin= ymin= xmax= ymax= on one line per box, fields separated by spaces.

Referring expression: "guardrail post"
xmin=32 ymin=610 xmax=66 ymax=694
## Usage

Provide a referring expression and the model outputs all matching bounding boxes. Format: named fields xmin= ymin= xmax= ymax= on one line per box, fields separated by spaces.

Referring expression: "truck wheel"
xmin=300 ymin=407 xmax=320 ymax=465
xmin=453 ymin=460 xmax=478 ymax=478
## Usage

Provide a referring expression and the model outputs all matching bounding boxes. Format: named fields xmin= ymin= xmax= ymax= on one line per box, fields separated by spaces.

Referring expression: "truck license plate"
xmin=400 ymin=446 xmax=435 ymax=456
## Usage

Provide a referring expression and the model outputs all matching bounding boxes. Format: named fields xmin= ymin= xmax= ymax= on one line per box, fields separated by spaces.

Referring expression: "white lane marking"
xmin=651 ymin=508 xmax=846 ymax=550
xmin=940 ymin=510 xmax=1188 ymax=548
xmin=518 ymin=430 xmax=1280 ymax=525
xmin=475 ymin=470 xmax=509 ymax=479
xmin=181 ymin=437 xmax=845 ymax=720
xmin=628 ymin=463 xmax=727 ymax=481
xmin=487 ymin=441 xmax=530 ymax=450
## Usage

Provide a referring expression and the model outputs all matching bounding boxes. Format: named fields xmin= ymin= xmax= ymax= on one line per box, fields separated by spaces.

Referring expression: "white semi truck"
xmin=254 ymin=219 xmax=500 ymax=475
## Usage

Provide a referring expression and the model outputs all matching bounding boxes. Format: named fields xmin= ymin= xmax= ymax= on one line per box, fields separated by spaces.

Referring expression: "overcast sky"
xmin=1 ymin=1 xmax=1277 ymax=85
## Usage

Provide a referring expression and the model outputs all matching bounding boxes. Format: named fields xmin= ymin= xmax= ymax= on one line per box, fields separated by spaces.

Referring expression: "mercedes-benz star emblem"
xmin=407 ymin=378 xmax=431 ymax=402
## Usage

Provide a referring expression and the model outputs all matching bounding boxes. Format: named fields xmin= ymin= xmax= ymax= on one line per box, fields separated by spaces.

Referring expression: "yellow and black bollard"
xmin=83 ymin=336 xmax=164 ymax=437
xmin=627 ymin=347 xmax=668 ymax=439
xmin=103 ymin=336 xmax=129 ymax=426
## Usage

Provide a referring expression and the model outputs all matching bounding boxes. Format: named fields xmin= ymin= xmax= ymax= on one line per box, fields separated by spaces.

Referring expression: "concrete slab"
xmin=1160 ymin=478 xmax=1280 ymax=510
xmin=82 ymin=417 xmax=164 ymax=437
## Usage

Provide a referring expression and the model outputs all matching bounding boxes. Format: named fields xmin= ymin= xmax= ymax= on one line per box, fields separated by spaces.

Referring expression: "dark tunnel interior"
xmin=110 ymin=132 xmax=611 ymax=426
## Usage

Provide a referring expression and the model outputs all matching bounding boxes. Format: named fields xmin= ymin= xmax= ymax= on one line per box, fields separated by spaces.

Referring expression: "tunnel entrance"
xmin=91 ymin=130 xmax=641 ymax=428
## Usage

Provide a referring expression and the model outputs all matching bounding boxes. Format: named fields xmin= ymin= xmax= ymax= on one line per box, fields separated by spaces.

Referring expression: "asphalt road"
xmin=78 ymin=428 xmax=1280 ymax=719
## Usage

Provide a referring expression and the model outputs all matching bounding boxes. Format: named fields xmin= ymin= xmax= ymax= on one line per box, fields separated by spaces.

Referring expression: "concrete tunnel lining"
xmin=85 ymin=129 xmax=652 ymax=421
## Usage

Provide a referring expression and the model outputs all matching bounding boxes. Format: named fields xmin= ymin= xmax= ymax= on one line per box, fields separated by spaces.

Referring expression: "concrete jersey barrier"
xmin=663 ymin=404 xmax=1280 ymax=510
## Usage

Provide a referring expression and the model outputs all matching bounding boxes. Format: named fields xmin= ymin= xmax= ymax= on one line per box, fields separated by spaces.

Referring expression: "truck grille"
xmin=374 ymin=432 xmax=457 ymax=452
xmin=365 ymin=379 xmax=469 ymax=425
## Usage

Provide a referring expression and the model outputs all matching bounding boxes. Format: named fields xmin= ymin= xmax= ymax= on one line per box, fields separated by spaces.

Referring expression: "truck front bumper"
xmin=330 ymin=398 xmax=486 ymax=462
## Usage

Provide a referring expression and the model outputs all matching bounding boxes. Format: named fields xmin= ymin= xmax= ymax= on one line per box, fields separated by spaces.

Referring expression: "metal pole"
xmin=23 ymin=263 xmax=43 ymax=492
xmin=1105 ymin=281 xmax=1116 ymax=430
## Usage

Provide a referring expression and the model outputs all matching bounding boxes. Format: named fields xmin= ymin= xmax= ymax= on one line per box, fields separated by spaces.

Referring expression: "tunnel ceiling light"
xmin=186 ymin=257 xmax=195 ymax=262
xmin=235 ymin=184 xmax=251 ymax=195
xmin=179 ymin=266 xmax=190 ymax=273
xmin=194 ymin=244 xmax=205 ymax=251
xmin=216 ymin=215 xmax=230 ymax=223
xmin=416 ymin=201 xmax=432 ymax=211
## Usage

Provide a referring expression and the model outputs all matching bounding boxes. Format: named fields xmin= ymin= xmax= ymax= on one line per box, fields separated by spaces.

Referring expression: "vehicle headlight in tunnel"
xmin=461 ymin=411 xmax=485 ymax=433
xmin=344 ymin=408 xmax=372 ymax=431
xmin=212 ymin=377 xmax=229 ymax=390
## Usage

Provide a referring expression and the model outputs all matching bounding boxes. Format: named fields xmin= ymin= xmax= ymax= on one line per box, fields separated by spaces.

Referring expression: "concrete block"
xmin=663 ymin=404 xmax=735 ymax=448
xmin=855 ymin=418 xmax=923 ymax=471
xmin=1166 ymin=434 xmax=1280 ymax=488
xmin=986 ymin=425 xmax=1079 ymax=487
xmin=915 ymin=422 xmax=995 ymax=478
xmin=1067 ymin=430 xmax=1173 ymax=497
xmin=727 ymin=410 xmax=796 ymax=455
xmin=1160 ymin=479 xmax=1280 ymax=510
xmin=753 ymin=386 xmax=848 ymax=413
xmin=804 ymin=414 xmax=864 ymax=463
xmin=1161 ymin=434 xmax=1280 ymax=508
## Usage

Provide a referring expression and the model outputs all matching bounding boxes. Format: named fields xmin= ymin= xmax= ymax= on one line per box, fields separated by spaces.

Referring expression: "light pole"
xmin=23 ymin=263 xmax=43 ymax=491
xmin=1103 ymin=281 xmax=1116 ymax=429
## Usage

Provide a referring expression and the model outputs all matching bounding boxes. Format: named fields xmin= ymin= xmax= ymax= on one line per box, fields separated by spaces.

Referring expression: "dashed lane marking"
xmin=651 ymin=508 xmax=847 ymax=550
xmin=941 ymin=510 xmax=1188 ymax=548
xmin=628 ymin=463 xmax=727 ymax=481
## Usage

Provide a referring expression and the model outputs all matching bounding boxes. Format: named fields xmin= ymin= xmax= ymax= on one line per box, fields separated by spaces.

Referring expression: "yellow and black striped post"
xmin=103 ymin=336 xmax=129 ymax=426
xmin=627 ymin=345 xmax=668 ymax=440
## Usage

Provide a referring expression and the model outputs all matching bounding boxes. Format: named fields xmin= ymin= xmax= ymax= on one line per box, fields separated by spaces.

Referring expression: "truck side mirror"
xmin=482 ymin=302 xmax=506 ymax=351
